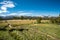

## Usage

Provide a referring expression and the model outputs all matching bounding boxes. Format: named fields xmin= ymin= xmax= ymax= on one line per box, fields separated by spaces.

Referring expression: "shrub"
xmin=36 ymin=17 xmax=42 ymax=23
xmin=50 ymin=17 xmax=60 ymax=24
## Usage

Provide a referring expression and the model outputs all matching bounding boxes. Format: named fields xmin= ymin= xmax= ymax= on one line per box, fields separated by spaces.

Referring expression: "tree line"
xmin=0 ymin=15 xmax=60 ymax=24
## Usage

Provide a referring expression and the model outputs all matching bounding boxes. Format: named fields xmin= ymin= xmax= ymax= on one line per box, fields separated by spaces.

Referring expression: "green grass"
xmin=0 ymin=31 xmax=15 ymax=40
xmin=0 ymin=20 xmax=60 ymax=40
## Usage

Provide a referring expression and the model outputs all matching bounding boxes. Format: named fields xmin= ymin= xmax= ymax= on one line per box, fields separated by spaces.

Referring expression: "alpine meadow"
xmin=0 ymin=0 xmax=60 ymax=40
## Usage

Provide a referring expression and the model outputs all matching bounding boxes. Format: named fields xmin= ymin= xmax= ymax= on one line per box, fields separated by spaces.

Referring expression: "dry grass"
xmin=0 ymin=20 xmax=60 ymax=40
xmin=41 ymin=20 xmax=50 ymax=23
xmin=7 ymin=20 xmax=36 ymax=25
xmin=0 ymin=20 xmax=50 ymax=27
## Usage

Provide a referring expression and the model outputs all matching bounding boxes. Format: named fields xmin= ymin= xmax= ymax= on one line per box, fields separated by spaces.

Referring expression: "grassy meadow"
xmin=0 ymin=20 xmax=60 ymax=40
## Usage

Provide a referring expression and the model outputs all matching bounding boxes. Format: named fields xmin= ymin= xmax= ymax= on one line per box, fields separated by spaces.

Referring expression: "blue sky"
xmin=0 ymin=0 xmax=60 ymax=16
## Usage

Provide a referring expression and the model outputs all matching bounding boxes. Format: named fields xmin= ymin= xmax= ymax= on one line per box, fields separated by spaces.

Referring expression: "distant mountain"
xmin=0 ymin=15 xmax=58 ymax=20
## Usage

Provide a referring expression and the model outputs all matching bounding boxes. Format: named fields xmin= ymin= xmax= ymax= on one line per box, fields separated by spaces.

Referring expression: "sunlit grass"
xmin=0 ymin=20 xmax=60 ymax=40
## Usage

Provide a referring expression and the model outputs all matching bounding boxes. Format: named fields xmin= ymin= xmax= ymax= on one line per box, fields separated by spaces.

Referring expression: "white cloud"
xmin=18 ymin=13 xmax=32 ymax=16
xmin=0 ymin=1 xmax=15 ymax=13
xmin=5 ymin=11 xmax=32 ymax=16
xmin=8 ymin=13 xmax=17 ymax=16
